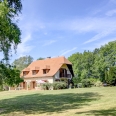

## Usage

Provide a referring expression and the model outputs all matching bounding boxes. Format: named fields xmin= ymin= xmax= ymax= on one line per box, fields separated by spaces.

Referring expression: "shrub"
xmin=89 ymin=78 xmax=97 ymax=86
xmin=72 ymin=76 xmax=81 ymax=87
xmin=77 ymin=83 xmax=83 ymax=88
xmin=81 ymin=79 xmax=91 ymax=87
xmin=60 ymin=78 xmax=68 ymax=83
xmin=94 ymin=80 xmax=103 ymax=87
xmin=42 ymin=83 xmax=52 ymax=90
xmin=53 ymin=82 xmax=67 ymax=90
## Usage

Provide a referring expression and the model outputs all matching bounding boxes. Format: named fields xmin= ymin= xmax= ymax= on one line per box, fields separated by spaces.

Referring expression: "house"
xmin=20 ymin=56 xmax=74 ymax=90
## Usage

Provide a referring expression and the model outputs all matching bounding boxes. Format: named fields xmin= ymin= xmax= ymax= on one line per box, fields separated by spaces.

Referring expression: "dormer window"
xmin=32 ymin=70 xmax=39 ymax=75
xmin=43 ymin=69 xmax=47 ymax=74
xmin=43 ymin=69 xmax=50 ymax=74
xmin=23 ymin=71 xmax=29 ymax=76
xmin=43 ymin=65 xmax=50 ymax=74
xmin=23 ymin=68 xmax=30 ymax=76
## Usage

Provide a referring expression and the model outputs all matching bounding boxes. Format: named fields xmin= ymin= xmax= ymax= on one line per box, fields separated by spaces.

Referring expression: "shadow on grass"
xmin=0 ymin=92 xmax=101 ymax=115
xmin=76 ymin=107 xmax=116 ymax=116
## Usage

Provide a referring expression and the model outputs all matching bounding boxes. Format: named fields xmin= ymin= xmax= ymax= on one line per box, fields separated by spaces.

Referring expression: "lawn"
xmin=0 ymin=87 xmax=116 ymax=116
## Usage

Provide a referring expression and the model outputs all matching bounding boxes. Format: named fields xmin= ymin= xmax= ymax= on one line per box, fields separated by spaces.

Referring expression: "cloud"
xmin=83 ymin=31 xmax=112 ymax=44
xmin=43 ymin=40 xmax=57 ymax=46
xmin=60 ymin=47 xmax=77 ymax=56
xmin=50 ymin=17 xmax=116 ymax=45
xmin=94 ymin=38 xmax=116 ymax=48
xmin=45 ymin=17 xmax=116 ymax=36
xmin=17 ymin=34 xmax=34 ymax=57
xmin=106 ymin=9 xmax=116 ymax=16
xmin=82 ymin=38 xmax=116 ymax=51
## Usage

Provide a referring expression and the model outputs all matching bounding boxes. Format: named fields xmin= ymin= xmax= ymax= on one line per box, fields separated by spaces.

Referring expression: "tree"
xmin=107 ymin=67 xmax=116 ymax=85
xmin=5 ymin=67 xmax=24 ymax=87
xmin=37 ymin=57 xmax=45 ymax=60
xmin=0 ymin=62 xmax=23 ymax=90
xmin=0 ymin=0 xmax=22 ymax=90
xmin=12 ymin=56 xmax=33 ymax=71
xmin=0 ymin=0 xmax=22 ymax=61
xmin=68 ymin=40 xmax=116 ymax=86
xmin=72 ymin=76 xmax=81 ymax=87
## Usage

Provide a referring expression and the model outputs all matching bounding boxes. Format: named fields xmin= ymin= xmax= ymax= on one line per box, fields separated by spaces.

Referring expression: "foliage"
xmin=5 ymin=68 xmax=24 ymax=87
xmin=0 ymin=0 xmax=22 ymax=61
xmin=0 ymin=62 xmax=23 ymax=90
xmin=53 ymin=82 xmax=67 ymax=90
xmin=89 ymin=78 xmax=98 ymax=86
xmin=81 ymin=79 xmax=91 ymax=88
xmin=37 ymin=57 xmax=45 ymax=60
xmin=77 ymin=83 xmax=83 ymax=88
xmin=94 ymin=80 xmax=103 ymax=87
xmin=42 ymin=83 xmax=52 ymax=90
xmin=12 ymin=55 xmax=33 ymax=71
xmin=72 ymin=76 xmax=81 ymax=87
xmin=60 ymin=77 xmax=68 ymax=83
xmin=41 ymin=82 xmax=67 ymax=90
xmin=106 ymin=67 xmax=116 ymax=85
xmin=68 ymin=41 xmax=116 ymax=86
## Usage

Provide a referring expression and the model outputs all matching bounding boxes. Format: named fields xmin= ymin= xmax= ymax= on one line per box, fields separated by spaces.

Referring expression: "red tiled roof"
xmin=21 ymin=56 xmax=72 ymax=78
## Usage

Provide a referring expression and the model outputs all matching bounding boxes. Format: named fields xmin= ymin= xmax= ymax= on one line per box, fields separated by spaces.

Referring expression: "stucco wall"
xmin=55 ymin=71 xmax=59 ymax=79
xmin=24 ymin=77 xmax=54 ymax=83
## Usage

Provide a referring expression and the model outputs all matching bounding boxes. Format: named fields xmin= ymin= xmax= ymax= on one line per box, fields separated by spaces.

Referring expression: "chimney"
xmin=47 ymin=57 xmax=51 ymax=59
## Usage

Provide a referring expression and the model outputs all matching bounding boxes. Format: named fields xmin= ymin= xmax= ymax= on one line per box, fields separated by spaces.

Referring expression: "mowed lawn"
xmin=0 ymin=87 xmax=116 ymax=116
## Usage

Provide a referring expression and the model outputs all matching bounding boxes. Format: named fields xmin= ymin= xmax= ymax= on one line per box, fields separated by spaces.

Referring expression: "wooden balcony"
xmin=60 ymin=74 xmax=71 ymax=78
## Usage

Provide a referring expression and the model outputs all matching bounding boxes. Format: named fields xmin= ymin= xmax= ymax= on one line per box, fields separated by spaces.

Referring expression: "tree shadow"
xmin=0 ymin=92 xmax=101 ymax=115
xmin=76 ymin=107 xmax=116 ymax=116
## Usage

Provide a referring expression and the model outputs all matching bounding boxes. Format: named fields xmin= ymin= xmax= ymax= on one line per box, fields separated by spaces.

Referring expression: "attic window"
xmin=43 ymin=69 xmax=50 ymax=74
xmin=23 ymin=71 xmax=29 ymax=76
xmin=32 ymin=70 xmax=39 ymax=75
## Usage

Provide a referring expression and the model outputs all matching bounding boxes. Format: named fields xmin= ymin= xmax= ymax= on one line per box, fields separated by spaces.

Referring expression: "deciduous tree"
xmin=0 ymin=0 xmax=22 ymax=61
xmin=12 ymin=56 xmax=33 ymax=71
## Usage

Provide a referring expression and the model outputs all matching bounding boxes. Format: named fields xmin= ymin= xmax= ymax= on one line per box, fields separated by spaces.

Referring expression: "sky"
xmin=2 ymin=0 xmax=116 ymax=62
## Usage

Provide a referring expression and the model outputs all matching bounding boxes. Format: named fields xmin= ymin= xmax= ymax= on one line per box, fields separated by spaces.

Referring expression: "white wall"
xmin=54 ymin=70 xmax=59 ymax=79
xmin=24 ymin=77 xmax=54 ymax=83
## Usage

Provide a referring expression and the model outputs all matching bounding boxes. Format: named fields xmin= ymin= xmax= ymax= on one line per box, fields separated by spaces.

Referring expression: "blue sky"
xmin=2 ymin=0 xmax=116 ymax=62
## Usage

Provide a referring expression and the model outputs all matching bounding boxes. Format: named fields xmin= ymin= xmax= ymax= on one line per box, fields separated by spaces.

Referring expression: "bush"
xmin=89 ymin=78 xmax=97 ymax=86
xmin=77 ymin=83 xmax=83 ymax=88
xmin=81 ymin=79 xmax=91 ymax=87
xmin=94 ymin=80 xmax=103 ymax=87
xmin=42 ymin=83 xmax=52 ymax=90
xmin=53 ymin=82 xmax=67 ymax=90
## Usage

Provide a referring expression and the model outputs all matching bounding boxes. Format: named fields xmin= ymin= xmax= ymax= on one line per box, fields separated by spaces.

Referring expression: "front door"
xmin=32 ymin=81 xmax=36 ymax=89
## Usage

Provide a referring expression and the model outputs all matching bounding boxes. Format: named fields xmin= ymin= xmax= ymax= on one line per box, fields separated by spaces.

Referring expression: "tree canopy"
xmin=37 ymin=57 xmax=45 ymax=60
xmin=0 ymin=62 xmax=23 ymax=90
xmin=12 ymin=56 xmax=33 ymax=71
xmin=0 ymin=0 xmax=22 ymax=61
xmin=68 ymin=41 xmax=116 ymax=86
xmin=0 ymin=0 xmax=22 ymax=90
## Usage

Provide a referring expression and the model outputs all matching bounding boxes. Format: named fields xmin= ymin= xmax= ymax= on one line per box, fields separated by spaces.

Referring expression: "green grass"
xmin=0 ymin=87 xmax=116 ymax=116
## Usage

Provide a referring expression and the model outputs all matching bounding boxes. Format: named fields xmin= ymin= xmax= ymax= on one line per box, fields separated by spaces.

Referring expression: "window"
xmin=43 ymin=69 xmax=46 ymax=74
xmin=32 ymin=70 xmax=39 ymax=75
xmin=59 ymin=68 xmax=67 ymax=77
xmin=23 ymin=71 xmax=29 ymax=76
xmin=32 ymin=70 xmax=36 ymax=75
xmin=43 ymin=69 xmax=50 ymax=74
